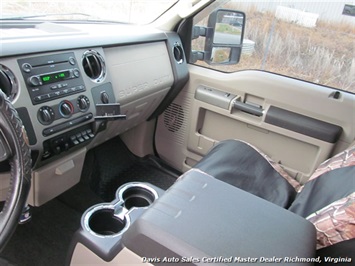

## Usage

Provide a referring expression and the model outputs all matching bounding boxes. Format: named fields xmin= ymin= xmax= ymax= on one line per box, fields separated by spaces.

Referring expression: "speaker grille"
xmin=163 ymin=103 xmax=184 ymax=133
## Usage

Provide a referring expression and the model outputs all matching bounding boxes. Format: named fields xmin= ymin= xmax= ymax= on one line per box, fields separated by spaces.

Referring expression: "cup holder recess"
xmin=88 ymin=208 xmax=127 ymax=236
xmin=117 ymin=182 xmax=158 ymax=210
xmin=83 ymin=182 xmax=158 ymax=238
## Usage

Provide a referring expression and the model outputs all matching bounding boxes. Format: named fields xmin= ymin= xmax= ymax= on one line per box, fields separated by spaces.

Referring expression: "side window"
xmin=191 ymin=2 xmax=354 ymax=93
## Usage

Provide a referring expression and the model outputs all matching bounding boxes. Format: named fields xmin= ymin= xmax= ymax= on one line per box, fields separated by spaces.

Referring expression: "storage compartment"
xmin=28 ymin=148 xmax=86 ymax=206
xmin=188 ymin=108 xmax=336 ymax=183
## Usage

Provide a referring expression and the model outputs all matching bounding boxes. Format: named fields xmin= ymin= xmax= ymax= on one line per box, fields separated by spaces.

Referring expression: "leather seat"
xmin=193 ymin=139 xmax=355 ymax=257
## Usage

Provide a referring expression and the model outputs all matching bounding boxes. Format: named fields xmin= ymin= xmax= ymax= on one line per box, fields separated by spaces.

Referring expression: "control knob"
xmin=59 ymin=101 xmax=74 ymax=117
xmin=101 ymin=91 xmax=109 ymax=104
xmin=28 ymin=76 xmax=41 ymax=87
xmin=38 ymin=106 xmax=55 ymax=125
xmin=77 ymin=95 xmax=90 ymax=111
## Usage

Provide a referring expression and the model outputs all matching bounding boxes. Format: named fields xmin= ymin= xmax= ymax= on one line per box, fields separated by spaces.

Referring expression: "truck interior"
xmin=0 ymin=0 xmax=354 ymax=265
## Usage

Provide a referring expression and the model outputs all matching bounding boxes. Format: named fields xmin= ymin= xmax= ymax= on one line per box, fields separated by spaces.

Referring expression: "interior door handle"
xmin=233 ymin=101 xmax=264 ymax=117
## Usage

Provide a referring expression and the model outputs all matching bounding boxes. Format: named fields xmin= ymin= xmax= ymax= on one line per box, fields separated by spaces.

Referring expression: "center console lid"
xmin=123 ymin=169 xmax=316 ymax=265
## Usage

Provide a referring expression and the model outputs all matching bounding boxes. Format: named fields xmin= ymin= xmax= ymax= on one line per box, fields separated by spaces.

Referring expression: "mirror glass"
xmin=213 ymin=10 xmax=244 ymax=45
xmin=210 ymin=47 xmax=231 ymax=64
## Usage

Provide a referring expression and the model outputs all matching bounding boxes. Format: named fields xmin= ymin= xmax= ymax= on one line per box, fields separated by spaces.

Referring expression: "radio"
xmin=18 ymin=52 xmax=86 ymax=105
xmin=27 ymin=69 xmax=80 ymax=87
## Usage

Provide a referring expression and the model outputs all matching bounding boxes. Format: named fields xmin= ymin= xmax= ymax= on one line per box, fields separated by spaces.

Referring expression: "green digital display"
xmin=40 ymin=71 xmax=70 ymax=84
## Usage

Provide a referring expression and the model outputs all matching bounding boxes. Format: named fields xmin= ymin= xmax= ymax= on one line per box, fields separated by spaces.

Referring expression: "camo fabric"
xmin=250 ymin=142 xmax=355 ymax=249
xmin=307 ymin=192 xmax=355 ymax=249
xmin=304 ymin=144 xmax=355 ymax=249
xmin=309 ymin=145 xmax=355 ymax=182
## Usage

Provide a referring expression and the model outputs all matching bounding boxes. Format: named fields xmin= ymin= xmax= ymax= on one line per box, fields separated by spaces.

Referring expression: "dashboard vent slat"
xmin=82 ymin=50 xmax=106 ymax=83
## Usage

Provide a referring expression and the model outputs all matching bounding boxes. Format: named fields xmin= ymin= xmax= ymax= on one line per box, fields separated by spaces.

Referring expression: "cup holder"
xmin=117 ymin=183 xmax=159 ymax=210
xmin=88 ymin=208 xmax=127 ymax=236
xmin=121 ymin=185 xmax=156 ymax=209
xmin=83 ymin=182 xmax=159 ymax=238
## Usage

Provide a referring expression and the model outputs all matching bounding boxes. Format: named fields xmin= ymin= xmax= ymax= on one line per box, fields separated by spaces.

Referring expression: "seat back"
xmin=288 ymin=145 xmax=355 ymax=250
xmin=193 ymin=140 xmax=299 ymax=208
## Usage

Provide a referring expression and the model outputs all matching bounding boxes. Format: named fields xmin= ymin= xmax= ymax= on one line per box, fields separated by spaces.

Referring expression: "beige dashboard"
xmin=0 ymin=22 xmax=188 ymax=206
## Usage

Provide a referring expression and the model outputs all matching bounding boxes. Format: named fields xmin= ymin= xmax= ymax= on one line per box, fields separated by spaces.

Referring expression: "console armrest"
xmin=123 ymin=169 xmax=316 ymax=265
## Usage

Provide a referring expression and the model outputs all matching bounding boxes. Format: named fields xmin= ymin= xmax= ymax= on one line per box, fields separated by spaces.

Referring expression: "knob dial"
xmin=59 ymin=101 xmax=74 ymax=117
xmin=73 ymin=69 xmax=80 ymax=78
xmin=77 ymin=95 xmax=90 ymax=111
xmin=28 ymin=76 xmax=41 ymax=87
xmin=38 ymin=106 xmax=55 ymax=125
xmin=100 ymin=91 xmax=109 ymax=104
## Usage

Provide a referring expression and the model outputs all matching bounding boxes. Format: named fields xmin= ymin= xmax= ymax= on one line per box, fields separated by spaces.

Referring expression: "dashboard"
xmin=0 ymin=21 xmax=189 ymax=205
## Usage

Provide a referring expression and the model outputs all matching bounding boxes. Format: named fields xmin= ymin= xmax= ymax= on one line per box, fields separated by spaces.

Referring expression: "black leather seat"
xmin=193 ymin=139 xmax=355 ymax=258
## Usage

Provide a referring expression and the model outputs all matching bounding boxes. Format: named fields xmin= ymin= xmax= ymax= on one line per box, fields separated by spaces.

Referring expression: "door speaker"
xmin=163 ymin=103 xmax=184 ymax=133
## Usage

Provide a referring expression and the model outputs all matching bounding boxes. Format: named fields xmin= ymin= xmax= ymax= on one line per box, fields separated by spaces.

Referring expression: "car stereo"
xmin=18 ymin=52 xmax=86 ymax=105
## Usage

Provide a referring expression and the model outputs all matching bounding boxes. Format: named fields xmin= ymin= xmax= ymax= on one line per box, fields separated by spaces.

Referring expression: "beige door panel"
xmin=156 ymin=65 xmax=355 ymax=183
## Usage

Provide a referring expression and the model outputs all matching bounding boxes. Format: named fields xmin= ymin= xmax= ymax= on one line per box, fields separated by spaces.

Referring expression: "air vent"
xmin=82 ymin=50 xmax=106 ymax=83
xmin=0 ymin=64 xmax=18 ymax=101
xmin=173 ymin=42 xmax=184 ymax=64
xmin=163 ymin=103 xmax=184 ymax=132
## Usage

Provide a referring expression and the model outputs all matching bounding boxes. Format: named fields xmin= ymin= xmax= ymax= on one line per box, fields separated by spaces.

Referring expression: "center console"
xmin=68 ymin=170 xmax=317 ymax=265
xmin=68 ymin=182 xmax=164 ymax=264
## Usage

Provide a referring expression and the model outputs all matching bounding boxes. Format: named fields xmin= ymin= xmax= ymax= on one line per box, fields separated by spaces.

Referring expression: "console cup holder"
xmin=118 ymin=183 xmax=158 ymax=209
xmin=88 ymin=208 xmax=127 ymax=236
xmin=85 ymin=206 xmax=129 ymax=237
xmin=83 ymin=182 xmax=159 ymax=238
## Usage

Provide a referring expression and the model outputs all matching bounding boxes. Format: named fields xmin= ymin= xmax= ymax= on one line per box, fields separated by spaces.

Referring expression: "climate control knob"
xmin=77 ymin=95 xmax=90 ymax=111
xmin=38 ymin=106 xmax=55 ymax=125
xmin=59 ymin=101 xmax=74 ymax=118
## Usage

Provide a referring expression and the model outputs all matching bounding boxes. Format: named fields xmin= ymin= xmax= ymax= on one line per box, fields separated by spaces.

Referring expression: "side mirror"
xmin=191 ymin=9 xmax=246 ymax=65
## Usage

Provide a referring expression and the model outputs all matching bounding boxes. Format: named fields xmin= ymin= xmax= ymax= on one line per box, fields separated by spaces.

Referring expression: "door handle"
xmin=233 ymin=100 xmax=264 ymax=117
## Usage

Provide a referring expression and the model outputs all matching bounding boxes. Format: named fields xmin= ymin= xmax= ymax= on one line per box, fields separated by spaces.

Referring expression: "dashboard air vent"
xmin=0 ymin=65 xmax=18 ymax=101
xmin=82 ymin=50 xmax=106 ymax=83
xmin=173 ymin=42 xmax=184 ymax=64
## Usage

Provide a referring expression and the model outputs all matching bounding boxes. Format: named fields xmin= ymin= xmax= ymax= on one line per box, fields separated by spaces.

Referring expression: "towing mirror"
xmin=191 ymin=9 xmax=246 ymax=65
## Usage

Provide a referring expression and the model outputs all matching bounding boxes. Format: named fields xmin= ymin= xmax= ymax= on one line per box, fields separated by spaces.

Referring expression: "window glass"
xmin=192 ymin=1 xmax=355 ymax=93
xmin=1 ymin=0 xmax=177 ymax=24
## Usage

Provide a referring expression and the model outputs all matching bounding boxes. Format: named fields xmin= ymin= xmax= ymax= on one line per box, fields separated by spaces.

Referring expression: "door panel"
xmin=156 ymin=65 xmax=355 ymax=183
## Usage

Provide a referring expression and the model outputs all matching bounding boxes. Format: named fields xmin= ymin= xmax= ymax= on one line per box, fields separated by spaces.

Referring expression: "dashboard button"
xmin=70 ymin=135 xmax=80 ymax=145
xmin=42 ymin=113 xmax=92 ymax=136
xmin=86 ymin=129 xmax=95 ymax=138
xmin=22 ymin=63 xmax=32 ymax=73
xmin=73 ymin=69 xmax=80 ymax=78
xmin=69 ymin=57 xmax=76 ymax=65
